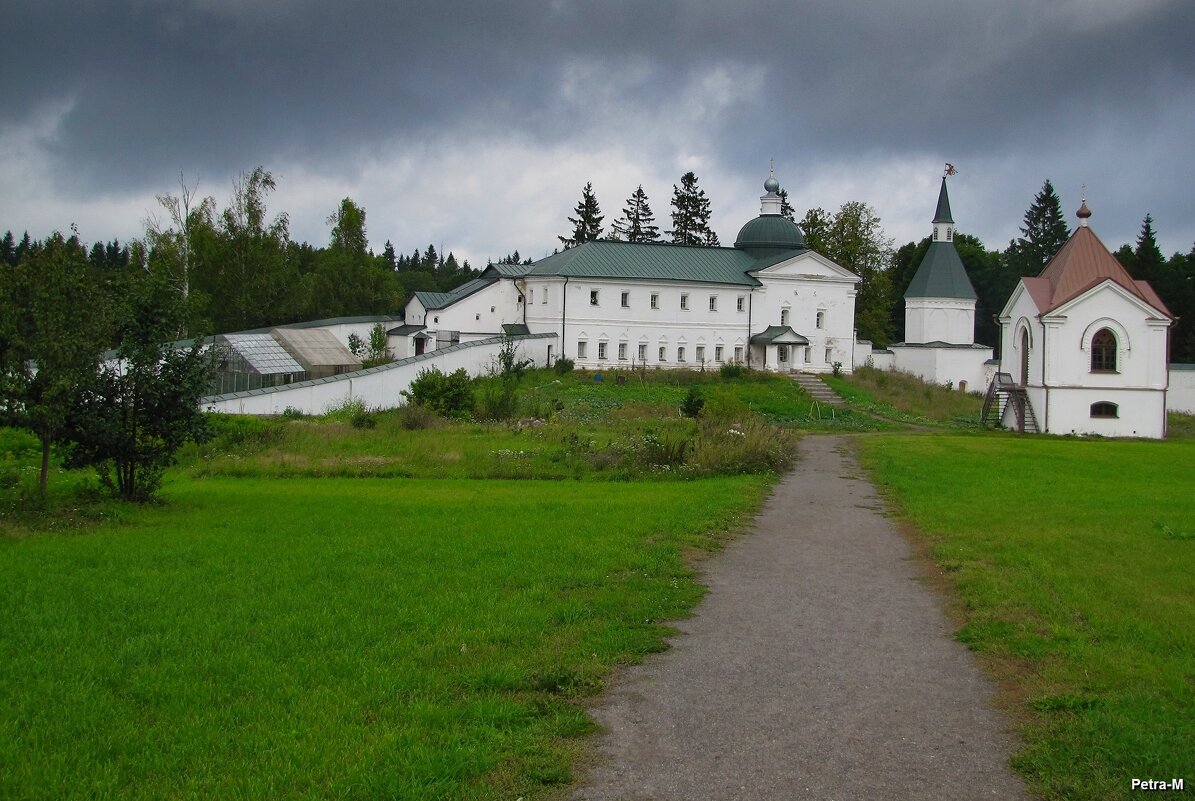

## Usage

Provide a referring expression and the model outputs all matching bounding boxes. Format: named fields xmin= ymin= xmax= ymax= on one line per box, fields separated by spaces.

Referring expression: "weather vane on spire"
xmin=769 ymin=157 xmax=775 ymax=177
xmin=944 ymin=163 xmax=957 ymax=177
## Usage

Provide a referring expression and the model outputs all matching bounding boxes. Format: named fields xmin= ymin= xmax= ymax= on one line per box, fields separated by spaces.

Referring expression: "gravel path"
xmin=572 ymin=435 xmax=1029 ymax=801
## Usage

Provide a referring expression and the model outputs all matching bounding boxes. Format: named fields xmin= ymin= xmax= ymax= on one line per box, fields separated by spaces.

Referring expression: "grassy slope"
xmin=824 ymin=365 xmax=984 ymax=425
xmin=0 ymin=475 xmax=768 ymax=800
xmin=857 ymin=435 xmax=1195 ymax=800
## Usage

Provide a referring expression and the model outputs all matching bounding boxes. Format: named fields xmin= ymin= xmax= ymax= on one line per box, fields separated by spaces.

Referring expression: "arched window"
xmin=1019 ymin=329 xmax=1029 ymax=387
xmin=1091 ymin=329 xmax=1117 ymax=372
xmin=816 ymin=310 xmax=825 ymax=329
xmin=780 ymin=308 xmax=790 ymax=326
xmin=1090 ymin=402 xmax=1118 ymax=418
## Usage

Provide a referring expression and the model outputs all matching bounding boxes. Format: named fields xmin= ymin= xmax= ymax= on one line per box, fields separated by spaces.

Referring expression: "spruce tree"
xmin=1132 ymin=214 xmax=1164 ymax=282
xmin=611 ymin=185 xmax=660 ymax=242
xmin=559 ymin=182 xmax=604 ymax=248
xmin=1004 ymin=179 xmax=1071 ymax=278
xmin=778 ymin=188 xmax=796 ymax=222
xmin=669 ymin=171 xmax=717 ymax=247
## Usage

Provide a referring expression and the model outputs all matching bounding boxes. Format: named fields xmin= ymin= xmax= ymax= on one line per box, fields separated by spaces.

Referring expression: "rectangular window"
xmin=778 ymin=345 xmax=789 ymax=362
xmin=638 ymin=343 xmax=647 ymax=361
xmin=621 ymin=291 xmax=630 ymax=308
xmin=529 ymin=289 xmax=534 ymax=304
xmin=677 ymin=346 xmax=686 ymax=362
xmin=736 ymin=296 xmax=745 ymax=312
xmin=590 ymin=290 xmax=599 ymax=306
xmin=577 ymin=341 xmax=587 ymax=359
xmin=804 ymin=347 xmax=811 ymax=363
xmin=825 ymin=347 xmax=833 ymax=363
xmin=696 ymin=346 xmax=705 ymax=363
xmin=715 ymin=345 xmax=724 ymax=362
xmin=658 ymin=346 xmax=667 ymax=362
xmin=618 ymin=342 xmax=627 ymax=360
xmin=680 ymin=294 xmax=689 ymax=310
xmin=650 ymin=293 xmax=659 ymax=309
xmin=542 ymin=289 xmax=548 ymax=304
xmin=734 ymin=346 xmax=744 ymax=362
xmin=598 ymin=341 xmax=608 ymax=360
xmin=708 ymin=296 xmax=717 ymax=311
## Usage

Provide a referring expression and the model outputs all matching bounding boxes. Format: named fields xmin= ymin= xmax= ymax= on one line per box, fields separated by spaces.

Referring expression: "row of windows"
xmin=576 ymin=341 xmax=744 ymax=364
xmin=775 ymin=345 xmax=834 ymax=364
xmin=584 ymin=289 xmax=747 ymax=312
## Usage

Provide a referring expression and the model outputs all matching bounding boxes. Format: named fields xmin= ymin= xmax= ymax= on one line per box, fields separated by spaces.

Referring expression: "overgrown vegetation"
xmin=825 ymin=364 xmax=984 ymax=426
xmin=857 ymin=435 xmax=1195 ymax=800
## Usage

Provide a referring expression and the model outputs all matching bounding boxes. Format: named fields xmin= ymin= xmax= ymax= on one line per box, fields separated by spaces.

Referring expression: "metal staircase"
xmin=982 ymin=373 xmax=1039 ymax=433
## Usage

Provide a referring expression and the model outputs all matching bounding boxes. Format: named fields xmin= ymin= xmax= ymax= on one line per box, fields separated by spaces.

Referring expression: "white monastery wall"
xmin=1168 ymin=368 xmax=1195 ymax=414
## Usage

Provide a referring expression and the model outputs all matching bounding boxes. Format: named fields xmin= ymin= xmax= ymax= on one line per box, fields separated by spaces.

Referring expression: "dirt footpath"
xmin=572 ymin=435 xmax=1029 ymax=801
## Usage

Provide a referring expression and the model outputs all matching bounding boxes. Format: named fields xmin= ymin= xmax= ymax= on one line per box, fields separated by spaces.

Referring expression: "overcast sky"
xmin=4 ymin=0 xmax=1193 ymax=268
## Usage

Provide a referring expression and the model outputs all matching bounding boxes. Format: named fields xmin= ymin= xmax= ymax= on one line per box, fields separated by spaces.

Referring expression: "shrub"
xmin=402 ymin=368 xmax=474 ymax=417
xmin=394 ymin=404 xmax=442 ymax=430
xmin=554 ymin=357 xmax=575 ymax=375
xmin=720 ymin=362 xmax=748 ymax=379
xmin=680 ymin=385 xmax=705 ymax=418
xmin=475 ymin=378 xmax=519 ymax=422
xmin=689 ymin=419 xmax=798 ymax=475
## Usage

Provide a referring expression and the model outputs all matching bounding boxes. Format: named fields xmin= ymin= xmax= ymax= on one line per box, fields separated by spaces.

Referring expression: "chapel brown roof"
xmin=1026 ymin=225 xmax=1171 ymax=318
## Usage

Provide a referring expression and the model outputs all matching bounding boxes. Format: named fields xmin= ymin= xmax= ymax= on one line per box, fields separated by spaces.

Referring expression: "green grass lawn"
xmin=1 ymin=474 xmax=768 ymax=800
xmin=856 ymin=434 xmax=1195 ymax=800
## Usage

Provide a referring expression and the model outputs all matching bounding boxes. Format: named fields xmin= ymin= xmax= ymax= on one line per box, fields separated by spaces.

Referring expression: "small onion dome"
xmin=735 ymin=214 xmax=806 ymax=258
xmin=1077 ymin=200 xmax=1092 ymax=220
xmin=764 ymin=173 xmax=780 ymax=193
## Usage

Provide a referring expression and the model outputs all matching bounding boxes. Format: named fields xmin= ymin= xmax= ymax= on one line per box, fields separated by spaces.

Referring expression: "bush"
xmin=394 ymin=404 xmax=442 ymax=430
xmin=402 ymin=368 xmax=474 ymax=417
xmin=475 ymin=378 xmax=518 ymax=422
xmin=681 ymin=385 xmax=705 ymax=418
xmin=689 ymin=419 xmax=798 ymax=475
xmin=554 ymin=357 xmax=575 ymax=375
xmin=720 ymin=362 xmax=748 ymax=379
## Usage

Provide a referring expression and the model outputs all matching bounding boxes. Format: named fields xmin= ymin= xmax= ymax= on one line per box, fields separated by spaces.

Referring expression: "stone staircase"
xmin=790 ymin=372 xmax=845 ymax=406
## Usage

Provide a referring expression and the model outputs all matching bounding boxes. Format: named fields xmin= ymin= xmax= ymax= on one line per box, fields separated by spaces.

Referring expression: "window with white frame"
xmin=709 ymin=296 xmax=717 ymax=311
xmin=715 ymin=345 xmax=724 ymax=362
xmin=621 ymin=291 xmax=630 ymax=308
xmin=736 ymin=296 xmax=745 ymax=312
xmin=638 ymin=343 xmax=647 ymax=361
xmin=650 ymin=293 xmax=659 ymax=309
xmin=658 ymin=346 xmax=667 ymax=361
xmin=680 ymin=294 xmax=689 ymax=310
xmin=597 ymin=341 xmax=608 ymax=360
xmin=577 ymin=340 xmax=587 ymax=358
xmin=590 ymin=290 xmax=599 ymax=306
xmin=696 ymin=345 xmax=705 ymax=363
xmin=804 ymin=346 xmax=811 ymax=363
xmin=618 ymin=342 xmax=628 ymax=360
xmin=778 ymin=345 xmax=789 ymax=362
xmin=824 ymin=347 xmax=832 ymax=363
xmin=816 ymin=310 xmax=825 ymax=329
xmin=677 ymin=346 xmax=686 ymax=362
xmin=541 ymin=289 xmax=548 ymax=304
xmin=734 ymin=346 xmax=743 ymax=362
xmin=529 ymin=289 xmax=534 ymax=304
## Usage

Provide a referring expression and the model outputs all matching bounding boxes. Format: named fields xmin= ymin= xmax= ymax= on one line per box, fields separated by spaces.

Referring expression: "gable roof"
xmin=904 ymin=241 xmax=977 ymax=300
xmin=750 ymin=325 xmax=809 ymax=345
xmin=524 ymin=240 xmax=766 ymax=286
xmin=1029 ymin=226 xmax=1171 ymax=317
xmin=414 ymin=277 xmax=497 ymax=310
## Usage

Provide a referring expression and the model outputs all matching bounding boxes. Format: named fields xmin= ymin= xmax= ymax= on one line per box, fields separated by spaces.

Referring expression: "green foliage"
xmin=825 ymin=366 xmax=983 ymax=425
xmin=680 ymin=385 xmax=705 ymax=418
xmin=62 ymin=272 xmax=214 ymax=501
xmin=559 ymin=181 xmax=604 ymax=249
xmin=401 ymin=368 xmax=474 ymax=417
xmin=719 ymin=362 xmax=748 ymax=379
xmin=1004 ymin=179 xmax=1070 ymax=279
xmin=554 ymin=357 xmax=575 ymax=375
xmin=610 ymin=185 xmax=661 ymax=243
xmin=803 ymin=202 xmax=893 ymax=346
xmin=363 ymin=322 xmax=392 ymax=367
xmin=346 ymin=332 xmax=364 ymax=358
xmin=494 ymin=335 xmax=533 ymax=379
xmin=669 ymin=171 xmax=718 ymax=247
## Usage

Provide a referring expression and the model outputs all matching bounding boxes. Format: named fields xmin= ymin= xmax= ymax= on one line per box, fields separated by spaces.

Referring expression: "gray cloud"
xmin=3 ymin=0 xmax=1193 ymax=258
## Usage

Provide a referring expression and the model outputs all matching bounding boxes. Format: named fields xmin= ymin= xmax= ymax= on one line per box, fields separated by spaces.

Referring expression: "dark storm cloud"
xmin=4 ymin=0 xmax=1194 ymax=252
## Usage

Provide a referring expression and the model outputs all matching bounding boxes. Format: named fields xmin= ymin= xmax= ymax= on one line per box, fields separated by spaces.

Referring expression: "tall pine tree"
xmin=559 ymin=182 xmax=604 ymax=248
xmin=611 ymin=185 xmax=660 ymax=242
xmin=669 ymin=171 xmax=717 ymax=247
xmin=1004 ymin=179 xmax=1071 ymax=278
xmin=1131 ymin=213 xmax=1164 ymax=283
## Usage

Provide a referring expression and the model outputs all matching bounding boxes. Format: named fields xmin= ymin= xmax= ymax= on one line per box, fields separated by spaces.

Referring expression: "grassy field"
xmin=0 ymin=474 xmax=769 ymax=800
xmin=856 ymin=434 xmax=1195 ymax=800
xmin=824 ymin=365 xmax=985 ymax=426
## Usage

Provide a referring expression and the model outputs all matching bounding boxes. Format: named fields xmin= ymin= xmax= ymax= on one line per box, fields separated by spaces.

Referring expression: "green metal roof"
xmin=734 ymin=214 xmax=806 ymax=258
xmin=933 ymin=178 xmax=954 ymax=224
xmin=414 ymin=277 xmax=497 ymax=310
xmin=484 ymin=263 xmax=530 ymax=277
xmin=525 ymin=240 xmax=763 ymax=286
xmin=501 ymin=323 xmax=530 ymax=335
xmin=750 ymin=325 xmax=809 ymax=345
xmin=387 ymin=324 xmax=426 ymax=335
xmin=904 ymin=242 xmax=976 ymax=300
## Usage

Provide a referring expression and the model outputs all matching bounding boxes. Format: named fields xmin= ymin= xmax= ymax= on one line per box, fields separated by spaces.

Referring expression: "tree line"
xmin=559 ymin=175 xmax=1195 ymax=360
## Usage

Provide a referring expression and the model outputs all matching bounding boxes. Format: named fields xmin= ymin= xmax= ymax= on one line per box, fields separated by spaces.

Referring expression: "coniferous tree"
xmin=669 ymin=172 xmax=717 ymax=247
xmin=1132 ymin=214 xmax=1165 ymax=283
xmin=778 ymin=188 xmax=796 ymax=222
xmin=382 ymin=240 xmax=397 ymax=270
xmin=611 ymin=185 xmax=660 ymax=242
xmin=1004 ymin=180 xmax=1071 ymax=278
xmin=559 ymin=182 xmax=604 ymax=248
xmin=1 ymin=231 xmax=16 ymax=266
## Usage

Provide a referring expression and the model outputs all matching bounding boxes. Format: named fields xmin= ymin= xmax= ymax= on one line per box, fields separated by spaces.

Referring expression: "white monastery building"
xmin=399 ymin=169 xmax=861 ymax=373
xmin=995 ymin=199 xmax=1173 ymax=438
